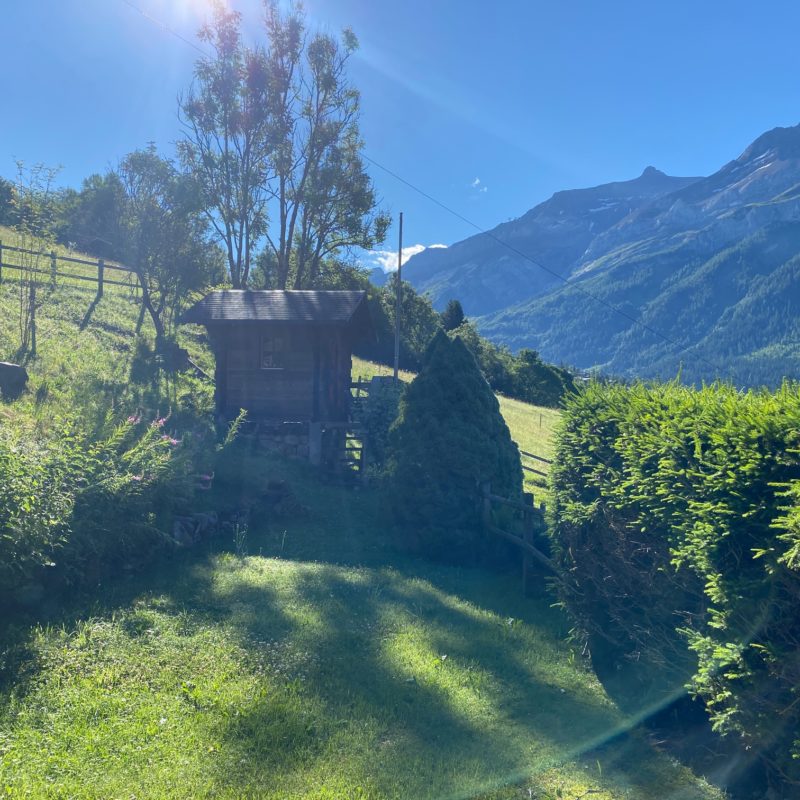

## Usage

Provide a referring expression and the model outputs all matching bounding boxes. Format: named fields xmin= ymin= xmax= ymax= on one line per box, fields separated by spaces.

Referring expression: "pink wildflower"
xmin=127 ymin=414 xmax=141 ymax=424
xmin=152 ymin=417 xmax=167 ymax=428
xmin=131 ymin=475 xmax=143 ymax=482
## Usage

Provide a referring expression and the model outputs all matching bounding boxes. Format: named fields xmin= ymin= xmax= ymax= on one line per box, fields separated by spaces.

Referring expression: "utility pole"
xmin=393 ymin=211 xmax=404 ymax=382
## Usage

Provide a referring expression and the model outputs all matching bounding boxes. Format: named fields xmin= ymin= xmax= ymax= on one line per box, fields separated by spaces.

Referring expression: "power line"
xmin=118 ymin=0 xmax=725 ymax=378
xmin=362 ymin=153 xmax=728 ymax=378
xmin=117 ymin=0 xmax=212 ymax=58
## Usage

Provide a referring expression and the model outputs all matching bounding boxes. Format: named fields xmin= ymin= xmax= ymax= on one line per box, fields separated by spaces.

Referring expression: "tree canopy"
xmin=178 ymin=0 xmax=388 ymax=289
xmin=115 ymin=146 xmax=223 ymax=342
xmin=440 ymin=298 xmax=465 ymax=331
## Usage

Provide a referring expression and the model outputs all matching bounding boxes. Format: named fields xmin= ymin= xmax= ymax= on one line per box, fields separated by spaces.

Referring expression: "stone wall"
xmin=256 ymin=422 xmax=310 ymax=460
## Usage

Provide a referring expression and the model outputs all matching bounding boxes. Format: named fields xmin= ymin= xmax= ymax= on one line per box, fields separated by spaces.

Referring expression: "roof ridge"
xmin=178 ymin=288 xmax=369 ymax=326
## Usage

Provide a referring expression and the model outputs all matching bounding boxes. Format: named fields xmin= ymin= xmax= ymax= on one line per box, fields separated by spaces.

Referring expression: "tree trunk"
xmin=139 ymin=277 xmax=166 ymax=343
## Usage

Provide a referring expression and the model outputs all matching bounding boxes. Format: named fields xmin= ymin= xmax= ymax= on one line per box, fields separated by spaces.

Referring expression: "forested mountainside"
xmin=403 ymin=124 xmax=800 ymax=385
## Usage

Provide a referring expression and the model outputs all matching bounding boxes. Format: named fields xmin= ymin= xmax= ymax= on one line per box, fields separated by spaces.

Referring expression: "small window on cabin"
xmin=260 ymin=335 xmax=285 ymax=369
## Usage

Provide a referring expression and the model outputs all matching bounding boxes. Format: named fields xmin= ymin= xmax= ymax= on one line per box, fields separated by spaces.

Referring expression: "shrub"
xmin=548 ymin=380 xmax=800 ymax=789
xmin=448 ymin=321 xmax=574 ymax=408
xmin=388 ymin=331 xmax=522 ymax=560
xmin=358 ymin=377 xmax=402 ymax=471
xmin=0 ymin=414 xmax=196 ymax=605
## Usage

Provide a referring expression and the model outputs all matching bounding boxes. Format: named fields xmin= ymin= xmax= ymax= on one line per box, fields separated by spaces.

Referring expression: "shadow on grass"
xmin=1 ymin=450 xmax=722 ymax=799
xmin=197 ymin=556 xmax=713 ymax=799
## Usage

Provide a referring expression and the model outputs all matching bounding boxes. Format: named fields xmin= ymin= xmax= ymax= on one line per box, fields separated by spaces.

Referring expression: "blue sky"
xmin=3 ymin=0 xmax=800 ymax=270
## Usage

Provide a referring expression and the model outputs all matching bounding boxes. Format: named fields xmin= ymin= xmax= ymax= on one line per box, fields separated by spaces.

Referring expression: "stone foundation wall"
xmin=251 ymin=421 xmax=350 ymax=472
xmin=256 ymin=422 xmax=311 ymax=460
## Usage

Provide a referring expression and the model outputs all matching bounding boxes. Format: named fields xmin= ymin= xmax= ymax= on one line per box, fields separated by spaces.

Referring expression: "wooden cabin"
xmin=180 ymin=290 xmax=373 ymax=423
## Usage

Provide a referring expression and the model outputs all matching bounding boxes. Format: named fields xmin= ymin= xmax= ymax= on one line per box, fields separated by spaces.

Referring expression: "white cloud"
xmin=470 ymin=176 xmax=488 ymax=194
xmin=364 ymin=243 xmax=448 ymax=273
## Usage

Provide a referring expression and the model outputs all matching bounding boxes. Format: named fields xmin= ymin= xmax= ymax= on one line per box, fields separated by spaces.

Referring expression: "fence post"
xmin=50 ymin=250 xmax=57 ymax=288
xmin=30 ymin=284 xmax=37 ymax=355
xmin=0 ymin=239 xmax=3 ymax=284
xmin=522 ymin=492 xmax=535 ymax=597
xmin=97 ymin=258 xmax=104 ymax=298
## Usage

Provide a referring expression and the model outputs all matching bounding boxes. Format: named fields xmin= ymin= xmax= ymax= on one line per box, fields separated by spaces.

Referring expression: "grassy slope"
xmin=0 ymin=237 xmax=723 ymax=799
xmin=1 ymin=452 xmax=722 ymax=800
xmin=0 ymin=226 xmax=213 ymax=433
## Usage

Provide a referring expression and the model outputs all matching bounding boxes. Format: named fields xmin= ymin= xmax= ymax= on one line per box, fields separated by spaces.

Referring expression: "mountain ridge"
xmin=401 ymin=123 xmax=800 ymax=386
xmin=403 ymin=166 xmax=702 ymax=316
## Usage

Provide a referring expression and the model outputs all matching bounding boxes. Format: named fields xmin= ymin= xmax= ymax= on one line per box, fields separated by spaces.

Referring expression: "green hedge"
xmin=548 ymin=381 xmax=800 ymax=787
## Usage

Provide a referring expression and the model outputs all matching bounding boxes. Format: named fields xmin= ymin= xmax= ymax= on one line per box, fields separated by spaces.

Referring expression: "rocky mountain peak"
xmin=736 ymin=123 xmax=800 ymax=165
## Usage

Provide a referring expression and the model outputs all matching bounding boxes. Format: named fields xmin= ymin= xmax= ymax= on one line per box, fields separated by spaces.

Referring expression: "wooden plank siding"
xmin=181 ymin=291 xmax=373 ymax=425
xmin=210 ymin=323 xmax=351 ymax=422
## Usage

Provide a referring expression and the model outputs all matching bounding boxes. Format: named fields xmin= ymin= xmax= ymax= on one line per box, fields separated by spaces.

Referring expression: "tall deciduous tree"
xmin=178 ymin=1 xmax=271 ymax=288
xmin=116 ymin=146 xmax=221 ymax=343
xmin=179 ymin=1 xmax=388 ymax=289
xmin=56 ymin=173 xmax=126 ymax=261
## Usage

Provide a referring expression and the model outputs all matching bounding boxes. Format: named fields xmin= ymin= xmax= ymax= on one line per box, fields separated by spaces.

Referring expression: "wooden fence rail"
xmin=480 ymin=482 xmax=560 ymax=595
xmin=519 ymin=449 xmax=552 ymax=464
xmin=0 ymin=240 xmax=140 ymax=297
xmin=519 ymin=448 xmax=553 ymax=478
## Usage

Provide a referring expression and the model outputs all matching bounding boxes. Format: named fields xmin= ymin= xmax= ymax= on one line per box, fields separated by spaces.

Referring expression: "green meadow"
xmin=0 ymin=233 xmax=723 ymax=799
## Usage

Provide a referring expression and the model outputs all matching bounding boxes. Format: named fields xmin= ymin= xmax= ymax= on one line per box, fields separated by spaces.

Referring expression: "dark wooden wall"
xmin=209 ymin=323 xmax=352 ymax=422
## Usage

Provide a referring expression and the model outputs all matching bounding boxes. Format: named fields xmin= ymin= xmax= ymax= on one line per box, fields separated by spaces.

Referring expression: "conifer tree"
xmin=389 ymin=331 xmax=522 ymax=560
xmin=440 ymin=298 xmax=465 ymax=331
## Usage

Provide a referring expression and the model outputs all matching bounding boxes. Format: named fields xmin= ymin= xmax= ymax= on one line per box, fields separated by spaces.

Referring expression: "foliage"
xmin=178 ymin=1 xmax=388 ymax=288
xmin=357 ymin=377 xmax=402 ymax=470
xmin=440 ymin=298 xmax=465 ymax=331
xmin=0 ymin=227 xmax=222 ymax=605
xmin=353 ymin=356 xmax=560 ymax=501
xmin=177 ymin=1 xmax=270 ymax=288
xmin=388 ymin=331 xmax=522 ymax=561
xmin=450 ymin=320 xmax=574 ymax=408
xmin=0 ymin=415 xmax=192 ymax=602
xmin=350 ymin=278 xmax=574 ymax=408
xmin=0 ymin=176 xmax=16 ymax=226
xmin=0 ymin=451 xmax=723 ymax=800
xmin=115 ymin=145 xmax=223 ymax=342
xmin=357 ymin=275 xmax=443 ymax=371
xmin=549 ymin=380 xmax=800 ymax=790
xmin=9 ymin=162 xmax=61 ymax=357
xmin=54 ymin=171 xmax=125 ymax=260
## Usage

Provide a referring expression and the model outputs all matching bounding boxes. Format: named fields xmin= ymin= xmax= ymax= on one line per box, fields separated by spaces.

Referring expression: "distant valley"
xmin=401 ymin=124 xmax=800 ymax=386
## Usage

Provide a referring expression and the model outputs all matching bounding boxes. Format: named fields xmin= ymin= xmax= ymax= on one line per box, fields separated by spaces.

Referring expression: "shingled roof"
xmin=179 ymin=290 xmax=370 ymax=326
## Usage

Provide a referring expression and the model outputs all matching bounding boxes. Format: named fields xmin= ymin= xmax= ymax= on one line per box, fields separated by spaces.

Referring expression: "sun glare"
xmin=159 ymin=0 xmax=215 ymax=23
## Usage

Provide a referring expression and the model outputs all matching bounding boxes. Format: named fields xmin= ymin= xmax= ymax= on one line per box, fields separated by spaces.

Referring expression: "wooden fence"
xmin=519 ymin=448 xmax=552 ymax=478
xmin=0 ymin=240 xmax=140 ymax=297
xmin=480 ymin=482 xmax=560 ymax=595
